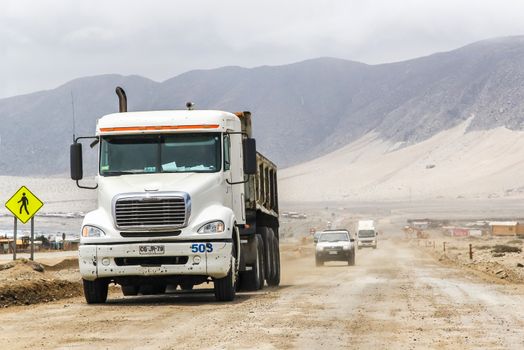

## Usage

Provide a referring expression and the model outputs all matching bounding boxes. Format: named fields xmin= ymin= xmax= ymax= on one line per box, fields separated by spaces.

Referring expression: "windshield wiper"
xmin=102 ymin=171 xmax=140 ymax=176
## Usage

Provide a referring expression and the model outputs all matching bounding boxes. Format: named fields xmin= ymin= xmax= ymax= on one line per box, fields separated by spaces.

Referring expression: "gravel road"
xmin=1 ymin=239 xmax=523 ymax=349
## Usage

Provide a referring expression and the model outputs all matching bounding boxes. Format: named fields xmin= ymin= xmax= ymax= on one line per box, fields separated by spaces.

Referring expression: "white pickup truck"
xmin=315 ymin=229 xmax=355 ymax=266
xmin=70 ymin=87 xmax=280 ymax=303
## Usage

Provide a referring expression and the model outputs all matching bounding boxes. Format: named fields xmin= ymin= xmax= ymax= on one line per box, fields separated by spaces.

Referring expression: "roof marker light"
xmin=100 ymin=124 xmax=220 ymax=132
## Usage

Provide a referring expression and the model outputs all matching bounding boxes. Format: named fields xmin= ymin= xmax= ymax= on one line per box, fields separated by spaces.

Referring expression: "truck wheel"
xmin=258 ymin=227 xmax=273 ymax=282
xmin=240 ymin=235 xmax=264 ymax=291
xmin=214 ymin=244 xmax=237 ymax=301
xmin=83 ymin=278 xmax=108 ymax=304
xmin=121 ymin=285 xmax=138 ymax=296
xmin=315 ymin=256 xmax=323 ymax=267
xmin=266 ymin=233 xmax=280 ymax=287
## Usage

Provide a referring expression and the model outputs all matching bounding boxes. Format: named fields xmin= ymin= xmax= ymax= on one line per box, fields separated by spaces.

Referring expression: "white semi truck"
xmin=70 ymin=87 xmax=280 ymax=303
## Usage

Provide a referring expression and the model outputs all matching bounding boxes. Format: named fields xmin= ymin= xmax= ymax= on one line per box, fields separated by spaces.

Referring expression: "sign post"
xmin=13 ymin=217 xmax=17 ymax=260
xmin=4 ymin=186 xmax=44 ymax=261
xmin=30 ymin=217 xmax=35 ymax=261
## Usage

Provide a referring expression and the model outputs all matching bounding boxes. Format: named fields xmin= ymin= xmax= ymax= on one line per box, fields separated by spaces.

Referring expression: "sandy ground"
xmin=415 ymin=233 xmax=524 ymax=284
xmin=280 ymin=118 xmax=524 ymax=202
xmin=0 ymin=178 xmax=523 ymax=348
xmin=0 ymin=238 xmax=524 ymax=349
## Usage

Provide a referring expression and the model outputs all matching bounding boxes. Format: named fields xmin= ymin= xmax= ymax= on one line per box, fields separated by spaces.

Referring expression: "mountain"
xmin=0 ymin=36 xmax=523 ymax=175
xmin=279 ymin=117 xmax=524 ymax=202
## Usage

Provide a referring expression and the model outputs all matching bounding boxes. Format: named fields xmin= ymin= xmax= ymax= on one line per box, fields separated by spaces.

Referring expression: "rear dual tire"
xmin=240 ymin=235 xmax=265 ymax=291
xmin=266 ymin=230 xmax=280 ymax=287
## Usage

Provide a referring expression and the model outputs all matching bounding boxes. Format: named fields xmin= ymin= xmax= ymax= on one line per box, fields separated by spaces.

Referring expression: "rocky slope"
xmin=0 ymin=36 xmax=523 ymax=175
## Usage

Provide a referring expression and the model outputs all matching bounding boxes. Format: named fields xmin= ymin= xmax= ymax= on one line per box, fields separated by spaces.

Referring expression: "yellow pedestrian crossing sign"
xmin=5 ymin=186 xmax=44 ymax=224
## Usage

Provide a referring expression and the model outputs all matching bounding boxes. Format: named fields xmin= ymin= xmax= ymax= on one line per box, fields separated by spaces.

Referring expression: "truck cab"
xmin=357 ymin=220 xmax=378 ymax=249
xmin=71 ymin=88 xmax=280 ymax=303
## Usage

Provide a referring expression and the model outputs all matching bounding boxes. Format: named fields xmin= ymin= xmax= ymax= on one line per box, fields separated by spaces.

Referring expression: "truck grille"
xmin=114 ymin=194 xmax=189 ymax=229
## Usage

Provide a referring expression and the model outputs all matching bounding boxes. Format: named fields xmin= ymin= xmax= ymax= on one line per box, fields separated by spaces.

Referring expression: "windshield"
xmin=358 ymin=230 xmax=376 ymax=238
xmin=100 ymin=133 xmax=221 ymax=175
xmin=319 ymin=232 xmax=349 ymax=242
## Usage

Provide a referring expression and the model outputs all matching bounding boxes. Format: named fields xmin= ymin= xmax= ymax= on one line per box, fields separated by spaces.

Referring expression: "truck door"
xmin=225 ymin=133 xmax=246 ymax=224
xmin=223 ymin=134 xmax=234 ymax=210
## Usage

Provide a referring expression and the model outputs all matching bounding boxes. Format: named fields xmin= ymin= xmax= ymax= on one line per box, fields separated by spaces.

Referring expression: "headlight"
xmin=198 ymin=220 xmax=225 ymax=234
xmin=343 ymin=245 xmax=350 ymax=250
xmin=82 ymin=225 xmax=105 ymax=237
xmin=316 ymin=245 xmax=324 ymax=252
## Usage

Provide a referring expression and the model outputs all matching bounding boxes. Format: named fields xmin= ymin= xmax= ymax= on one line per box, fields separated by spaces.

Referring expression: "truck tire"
xmin=121 ymin=285 xmax=138 ymax=296
xmin=239 ymin=235 xmax=264 ymax=291
xmin=266 ymin=232 xmax=280 ymax=287
xmin=258 ymin=226 xmax=273 ymax=282
xmin=214 ymin=244 xmax=237 ymax=301
xmin=83 ymin=278 xmax=108 ymax=304
xmin=315 ymin=256 xmax=323 ymax=267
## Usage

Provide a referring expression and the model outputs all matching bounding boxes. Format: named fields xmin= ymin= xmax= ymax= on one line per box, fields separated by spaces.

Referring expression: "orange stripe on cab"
xmin=100 ymin=124 xmax=220 ymax=132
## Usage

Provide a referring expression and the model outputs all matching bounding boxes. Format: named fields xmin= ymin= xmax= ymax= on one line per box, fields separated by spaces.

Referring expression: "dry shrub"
xmin=491 ymin=245 xmax=522 ymax=254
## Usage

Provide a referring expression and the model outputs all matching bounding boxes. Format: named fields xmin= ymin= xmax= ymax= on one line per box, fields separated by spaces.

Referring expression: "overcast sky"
xmin=1 ymin=0 xmax=524 ymax=99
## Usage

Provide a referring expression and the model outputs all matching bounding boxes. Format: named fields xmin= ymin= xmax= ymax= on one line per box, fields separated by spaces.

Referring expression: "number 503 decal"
xmin=191 ymin=243 xmax=213 ymax=253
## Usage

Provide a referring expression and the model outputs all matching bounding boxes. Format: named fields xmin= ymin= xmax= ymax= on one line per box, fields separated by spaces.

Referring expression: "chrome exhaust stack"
xmin=115 ymin=86 xmax=127 ymax=112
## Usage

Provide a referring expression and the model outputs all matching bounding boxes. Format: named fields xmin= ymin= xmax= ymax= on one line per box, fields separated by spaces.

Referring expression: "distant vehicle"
xmin=315 ymin=230 xmax=355 ymax=266
xmin=357 ymin=220 xmax=378 ymax=249
xmin=287 ymin=211 xmax=306 ymax=219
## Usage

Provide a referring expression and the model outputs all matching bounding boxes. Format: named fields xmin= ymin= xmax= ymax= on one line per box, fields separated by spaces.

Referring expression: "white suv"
xmin=315 ymin=230 xmax=355 ymax=266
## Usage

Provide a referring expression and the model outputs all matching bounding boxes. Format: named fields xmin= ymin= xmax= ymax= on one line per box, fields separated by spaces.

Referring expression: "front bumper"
xmin=316 ymin=250 xmax=351 ymax=260
xmin=79 ymin=241 xmax=232 ymax=281
xmin=358 ymin=240 xmax=376 ymax=247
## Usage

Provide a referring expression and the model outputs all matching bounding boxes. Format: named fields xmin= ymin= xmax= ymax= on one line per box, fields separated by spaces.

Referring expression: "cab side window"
xmin=223 ymin=134 xmax=231 ymax=171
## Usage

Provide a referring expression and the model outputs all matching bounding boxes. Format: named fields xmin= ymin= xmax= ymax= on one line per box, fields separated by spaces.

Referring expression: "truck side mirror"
xmin=70 ymin=143 xmax=83 ymax=180
xmin=243 ymin=138 xmax=257 ymax=175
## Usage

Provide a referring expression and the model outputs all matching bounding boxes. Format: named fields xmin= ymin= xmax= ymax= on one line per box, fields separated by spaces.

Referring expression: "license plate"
xmin=329 ymin=251 xmax=338 ymax=255
xmin=139 ymin=245 xmax=165 ymax=255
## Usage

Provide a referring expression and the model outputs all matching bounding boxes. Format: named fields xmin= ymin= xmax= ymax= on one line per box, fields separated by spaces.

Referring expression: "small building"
xmin=0 ymin=238 xmax=25 ymax=254
xmin=469 ymin=229 xmax=483 ymax=237
xmin=489 ymin=221 xmax=517 ymax=236
xmin=452 ymin=228 xmax=469 ymax=237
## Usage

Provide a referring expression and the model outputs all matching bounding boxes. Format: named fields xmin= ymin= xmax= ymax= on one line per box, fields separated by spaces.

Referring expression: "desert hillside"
xmin=1 ymin=36 xmax=524 ymax=175
xmin=279 ymin=117 xmax=524 ymax=202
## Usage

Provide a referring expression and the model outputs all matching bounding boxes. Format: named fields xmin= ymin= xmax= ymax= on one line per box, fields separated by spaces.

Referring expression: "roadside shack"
xmin=489 ymin=221 xmax=518 ymax=236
